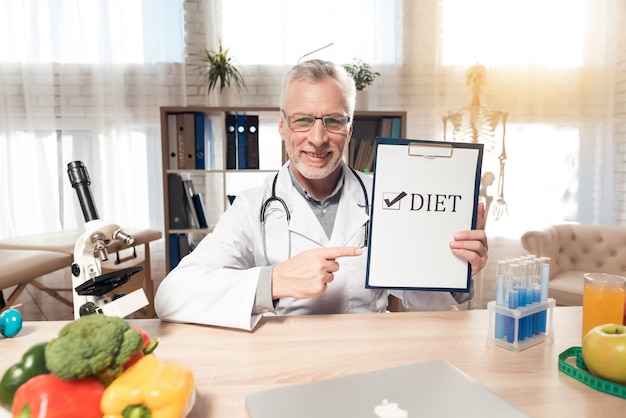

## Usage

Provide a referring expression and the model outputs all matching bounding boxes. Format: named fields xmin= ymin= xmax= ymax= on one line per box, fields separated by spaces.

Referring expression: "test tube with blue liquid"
xmin=495 ymin=260 xmax=506 ymax=339
xmin=532 ymin=258 xmax=542 ymax=335
xmin=517 ymin=260 xmax=528 ymax=341
xmin=523 ymin=258 xmax=536 ymax=336
xmin=539 ymin=257 xmax=550 ymax=332
xmin=506 ymin=261 xmax=519 ymax=343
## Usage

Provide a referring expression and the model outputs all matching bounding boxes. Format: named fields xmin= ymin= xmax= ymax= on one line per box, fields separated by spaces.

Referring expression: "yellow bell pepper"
xmin=101 ymin=354 xmax=194 ymax=418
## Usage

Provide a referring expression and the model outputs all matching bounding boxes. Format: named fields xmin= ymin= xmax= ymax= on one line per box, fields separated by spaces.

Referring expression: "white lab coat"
xmin=155 ymin=162 xmax=461 ymax=330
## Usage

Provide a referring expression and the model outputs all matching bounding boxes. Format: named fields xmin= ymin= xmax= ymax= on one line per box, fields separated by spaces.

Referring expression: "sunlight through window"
xmin=221 ymin=0 xmax=399 ymax=65
xmin=442 ymin=0 xmax=585 ymax=67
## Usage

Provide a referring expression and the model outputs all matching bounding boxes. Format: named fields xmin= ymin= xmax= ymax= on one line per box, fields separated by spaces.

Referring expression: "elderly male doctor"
xmin=155 ymin=59 xmax=489 ymax=331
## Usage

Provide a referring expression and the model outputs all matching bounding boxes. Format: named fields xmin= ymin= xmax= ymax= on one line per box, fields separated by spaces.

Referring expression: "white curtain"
xmin=0 ymin=0 xmax=186 ymax=239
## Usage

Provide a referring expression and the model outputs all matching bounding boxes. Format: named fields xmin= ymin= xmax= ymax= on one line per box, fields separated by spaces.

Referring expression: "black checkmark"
xmin=384 ymin=191 xmax=407 ymax=207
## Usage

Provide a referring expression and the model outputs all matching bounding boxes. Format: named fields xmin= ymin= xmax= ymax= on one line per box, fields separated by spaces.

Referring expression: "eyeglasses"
xmin=282 ymin=110 xmax=351 ymax=133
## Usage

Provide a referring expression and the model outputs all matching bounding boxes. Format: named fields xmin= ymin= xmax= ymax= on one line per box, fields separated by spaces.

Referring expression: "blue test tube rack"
xmin=487 ymin=298 xmax=555 ymax=351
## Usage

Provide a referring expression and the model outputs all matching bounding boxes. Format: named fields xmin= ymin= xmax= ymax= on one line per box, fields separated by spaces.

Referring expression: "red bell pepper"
xmin=11 ymin=374 xmax=105 ymax=418
xmin=123 ymin=327 xmax=159 ymax=370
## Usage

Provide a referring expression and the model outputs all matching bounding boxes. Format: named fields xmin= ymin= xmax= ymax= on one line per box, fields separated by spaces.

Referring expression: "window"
xmin=221 ymin=0 xmax=400 ymax=65
xmin=0 ymin=0 xmax=184 ymax=64
xmin=439 ymin=0 xmax=609 ymax=236
xmin=441 ymin=0 xmax=586 ymax=67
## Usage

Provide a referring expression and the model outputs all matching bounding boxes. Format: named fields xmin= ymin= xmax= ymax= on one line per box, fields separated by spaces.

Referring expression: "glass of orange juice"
xmin=582 ymin=273 xmax=626 ymax=340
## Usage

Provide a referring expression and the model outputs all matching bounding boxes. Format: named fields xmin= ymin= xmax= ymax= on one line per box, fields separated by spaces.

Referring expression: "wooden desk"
xmin=0 ymin=307 xmax=621 ymax=417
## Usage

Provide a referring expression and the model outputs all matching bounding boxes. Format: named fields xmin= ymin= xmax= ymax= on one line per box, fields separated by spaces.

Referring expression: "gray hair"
xmin=279 ymin=59 xmax=356 ymax=116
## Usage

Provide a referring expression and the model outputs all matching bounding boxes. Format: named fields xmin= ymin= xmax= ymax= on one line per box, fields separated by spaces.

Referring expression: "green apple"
xmin=582 ymin=323 xmax=626 ymax=385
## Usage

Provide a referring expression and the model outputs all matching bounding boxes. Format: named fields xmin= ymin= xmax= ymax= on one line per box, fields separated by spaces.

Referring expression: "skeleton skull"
xmin=465 ymin=64 xmax=488 ymax=97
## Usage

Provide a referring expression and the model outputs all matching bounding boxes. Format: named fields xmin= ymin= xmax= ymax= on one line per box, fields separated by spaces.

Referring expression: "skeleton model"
xmin=443 ymin=64 xmax=508 ymax=221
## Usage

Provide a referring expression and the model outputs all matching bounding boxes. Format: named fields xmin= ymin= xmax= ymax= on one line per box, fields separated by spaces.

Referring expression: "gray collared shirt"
xmin=287 ymin=165 xmax=344 ymax=240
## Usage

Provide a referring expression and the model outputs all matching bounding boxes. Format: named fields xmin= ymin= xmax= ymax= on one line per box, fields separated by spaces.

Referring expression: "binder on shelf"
xmin=178 ymin=233 xmax=191 ymax=260
xmin=246 ymin=114 xmax=260 ymax=169
xmin=177 ymin=113 xmax=196 ymax=169
xmin=390 ymin=117 xmax=402 ymax=138
xmin=168 ymin=233 xmax=193 ymax=271
xmin=194 ymin=113 xmax=206 ymax=169
xmin=377 ymin=117 xmax=393 ymax=138
xmin=236 ymin=114 xmax=247 ymax=169
xmin=203 ymin=115 xmax=213 ymax=169
xmin=192 ymin=194 xmax=208 ymax=228
xmin=168 ymin=234 xmax=181 ymax=271
xmin=168 ymin=114 xmax=178 ymax=169
xmin=167 ymin=173 xmax=187 ymax=229
xmin=181 ymin=175 xmax=199 ymax=229
xmin=225 ymin=114 xmax=237 ymax=169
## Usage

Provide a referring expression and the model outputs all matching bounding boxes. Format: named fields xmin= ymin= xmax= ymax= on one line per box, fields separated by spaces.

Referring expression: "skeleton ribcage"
xmin=446 ymin=108 xmax=502 ymax=154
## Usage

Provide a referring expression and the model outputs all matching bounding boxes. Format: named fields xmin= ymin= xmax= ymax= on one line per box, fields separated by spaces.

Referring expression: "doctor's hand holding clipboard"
xmin=449 ymin=201 xmax=487 ymax=274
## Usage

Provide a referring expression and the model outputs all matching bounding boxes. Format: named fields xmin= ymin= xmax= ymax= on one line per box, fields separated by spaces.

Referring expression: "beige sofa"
xmin=520 ymin=223 xmax=626 ymax=306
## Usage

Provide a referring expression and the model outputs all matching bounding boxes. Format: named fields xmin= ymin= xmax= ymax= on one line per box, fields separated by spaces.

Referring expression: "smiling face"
xmin=279 ymin=76 xmax=353 ymax=198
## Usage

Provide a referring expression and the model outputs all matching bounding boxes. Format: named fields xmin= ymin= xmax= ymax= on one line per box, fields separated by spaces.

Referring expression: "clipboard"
xmin=365 ymin=137 xmax=483 ymax=292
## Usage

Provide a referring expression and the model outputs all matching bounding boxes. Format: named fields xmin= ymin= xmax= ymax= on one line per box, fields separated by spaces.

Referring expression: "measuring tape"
xmin=558 ymin=346 xmax=626 ymax=398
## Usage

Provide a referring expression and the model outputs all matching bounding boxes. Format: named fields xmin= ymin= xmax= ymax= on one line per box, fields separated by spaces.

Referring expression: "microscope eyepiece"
xmin=67 ymin=161 xmax=100 ymax=222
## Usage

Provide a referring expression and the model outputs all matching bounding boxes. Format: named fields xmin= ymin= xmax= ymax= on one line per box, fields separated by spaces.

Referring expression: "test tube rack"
xmin=487 ymin=298 xmax=555 ymax=351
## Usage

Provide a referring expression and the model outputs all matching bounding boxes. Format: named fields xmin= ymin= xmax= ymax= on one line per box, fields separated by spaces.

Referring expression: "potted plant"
xmin=343 ymin=58 xmax=380 ymax=91
xmin=198 ymin=39 xmax=247 ymax=102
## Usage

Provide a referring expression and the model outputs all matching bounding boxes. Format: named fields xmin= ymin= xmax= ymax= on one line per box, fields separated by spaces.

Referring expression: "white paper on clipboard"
xmin=365 ymin=138 xmax=484 ymax=291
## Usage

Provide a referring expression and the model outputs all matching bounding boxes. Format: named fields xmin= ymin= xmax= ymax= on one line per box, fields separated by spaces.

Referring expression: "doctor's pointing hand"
xmin=272 ymin=247 xmax=363 ymax=299
xmin=155 ymin=59 xmax=488 ymax=331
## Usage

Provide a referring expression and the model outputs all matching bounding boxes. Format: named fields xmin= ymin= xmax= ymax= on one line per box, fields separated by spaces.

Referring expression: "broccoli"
xmin=44 ymin=314 xmax=143 ymax=385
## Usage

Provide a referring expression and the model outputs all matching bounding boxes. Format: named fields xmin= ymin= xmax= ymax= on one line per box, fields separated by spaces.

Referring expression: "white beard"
xmin=292 ymin=153 xmax=341 ymax=180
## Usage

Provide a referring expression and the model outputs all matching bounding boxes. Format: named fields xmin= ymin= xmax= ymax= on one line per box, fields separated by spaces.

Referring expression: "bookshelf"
xmin=348 ymin=111 xmax=407 ymax=172
xmin=159 ymin=106 xmax=406 ymax=272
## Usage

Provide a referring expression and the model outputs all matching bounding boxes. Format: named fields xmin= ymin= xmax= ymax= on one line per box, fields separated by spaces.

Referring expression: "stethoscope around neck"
xmin=259 ymin=166 xmax=370 ymax=264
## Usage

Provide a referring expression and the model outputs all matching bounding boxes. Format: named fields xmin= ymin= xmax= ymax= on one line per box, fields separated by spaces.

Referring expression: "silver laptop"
xmin=246 ymin=359 xmax=530 ymax=418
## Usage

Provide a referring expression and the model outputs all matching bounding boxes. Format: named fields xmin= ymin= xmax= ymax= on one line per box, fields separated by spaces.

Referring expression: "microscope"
xmin=67 ymin=161 xmax=149 ymax=319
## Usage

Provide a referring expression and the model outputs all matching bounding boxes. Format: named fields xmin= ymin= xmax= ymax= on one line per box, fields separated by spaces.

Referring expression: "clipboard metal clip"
xmin=408 ymin=142 xmax=453 ymax=159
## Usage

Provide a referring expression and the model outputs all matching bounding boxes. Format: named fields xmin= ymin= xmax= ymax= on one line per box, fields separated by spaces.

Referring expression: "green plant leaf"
xmin=343 ymin=58 xmax=380 ymax=91
xmin=197 ymin=39 xmax=247 ymax=94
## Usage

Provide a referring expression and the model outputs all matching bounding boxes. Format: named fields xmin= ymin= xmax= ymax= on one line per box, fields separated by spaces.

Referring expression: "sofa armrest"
xmin=520 ymin=226 xmax=560 ymax=276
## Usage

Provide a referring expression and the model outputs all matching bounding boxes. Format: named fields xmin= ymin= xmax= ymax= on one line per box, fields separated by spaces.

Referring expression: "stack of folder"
xmin=225 ymin=113 xmax=260 ymax=169
xmin=167 ymin=112 xmax=214 ymax=170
